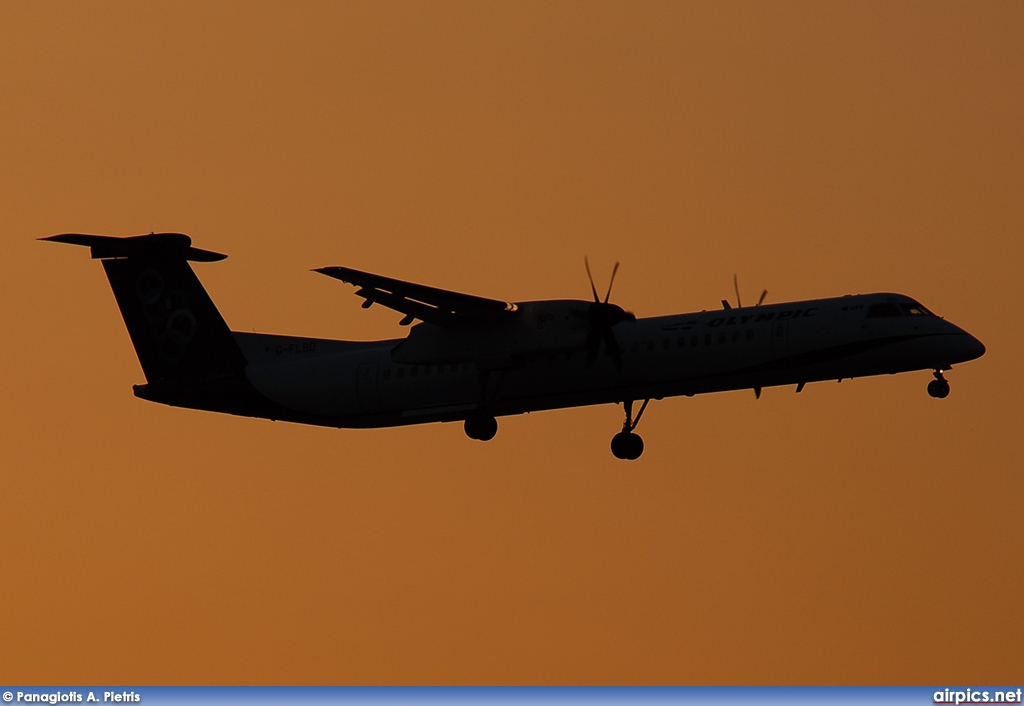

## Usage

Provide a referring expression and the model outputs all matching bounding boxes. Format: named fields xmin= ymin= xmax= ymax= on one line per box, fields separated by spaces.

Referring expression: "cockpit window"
xmin=867 ymin=303 xmax=902 ymax=318
xmin=900 ymin=303 xmax=933 ymax=316
xmin=867 ymin=301 xmax=934 ymax=318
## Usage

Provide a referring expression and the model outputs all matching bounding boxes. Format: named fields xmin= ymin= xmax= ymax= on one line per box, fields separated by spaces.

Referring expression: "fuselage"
xmin=46 ymin=233 xmax=986 ymax=458
xmin=174 ymin=292 xmax=984 ymax=429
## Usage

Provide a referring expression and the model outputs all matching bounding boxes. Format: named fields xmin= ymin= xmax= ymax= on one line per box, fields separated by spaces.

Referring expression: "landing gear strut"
xmin=927 ymin=370 xmax=951 ymax=399
xmin=464 ymin=413 xmax=498 ymax=441
xmin=611 ymin=398 xmax=649 ymax=460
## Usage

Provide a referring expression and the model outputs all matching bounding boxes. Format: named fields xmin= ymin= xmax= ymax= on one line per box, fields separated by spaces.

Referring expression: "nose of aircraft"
xmin=949 ymin=331 xmax=986 ymax=363
xmin=964 ymin=333 xmax=986 ymax=361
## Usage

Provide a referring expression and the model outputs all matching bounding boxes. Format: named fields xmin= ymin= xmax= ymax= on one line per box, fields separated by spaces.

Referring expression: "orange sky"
xmin=1 ymin=1 xmax=1021 ymax=684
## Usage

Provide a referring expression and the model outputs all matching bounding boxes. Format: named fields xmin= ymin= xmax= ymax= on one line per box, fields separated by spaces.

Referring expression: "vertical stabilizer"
xmin=43 ymin=233 xmax=247 ymax=383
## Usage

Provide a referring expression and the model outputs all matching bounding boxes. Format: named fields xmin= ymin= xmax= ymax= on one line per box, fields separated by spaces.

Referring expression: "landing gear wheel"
xmin=610 ymin=398 xmax=650 ymax=460
xmin=611 ymin=431 xmax=644 ymax=460
xmin=927 ymin=370 xmax=950 ymax=399
xmin=927 ymin=379 xmax=950 ymax=399
xmin=464 ymin=414 xmax=498 ymax=441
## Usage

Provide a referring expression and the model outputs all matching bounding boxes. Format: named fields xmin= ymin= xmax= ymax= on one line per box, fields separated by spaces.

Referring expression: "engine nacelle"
xmin=391 ymin=299 xmax=602 ymax=365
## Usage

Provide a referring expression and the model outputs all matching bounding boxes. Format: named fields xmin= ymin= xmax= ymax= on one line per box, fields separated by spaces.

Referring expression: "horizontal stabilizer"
xmin=41 ymin=233 xmax=227 ymax=262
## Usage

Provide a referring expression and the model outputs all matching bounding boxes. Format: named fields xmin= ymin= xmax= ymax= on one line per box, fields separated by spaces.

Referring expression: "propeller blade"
xmin=733 ymin=273 xmax=742 ymax=308
xmin=757 ymin=289 xmax=768 ymax=306
xmin=584 ymin=257 xmax=600 ymax=303
xmin=581 ymin=258 xmax=631 ymax=371
xmin=604 ymin=261 xmax=620 ymax=304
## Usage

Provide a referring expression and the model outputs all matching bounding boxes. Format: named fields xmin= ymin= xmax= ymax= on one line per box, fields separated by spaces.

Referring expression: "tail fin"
xmin=43 ymin=233 xmax=247 ymax=383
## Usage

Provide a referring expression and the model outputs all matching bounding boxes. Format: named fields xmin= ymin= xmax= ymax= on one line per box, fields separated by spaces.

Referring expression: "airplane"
xmin=43 ymin=232 xmax=986 ymax=460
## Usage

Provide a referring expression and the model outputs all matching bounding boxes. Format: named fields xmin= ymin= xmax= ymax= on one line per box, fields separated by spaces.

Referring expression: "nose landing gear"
xmin=927 ymin=370 xmax=951 ymax=399
xmin=611 ymin=398 xmax=650 ymax=460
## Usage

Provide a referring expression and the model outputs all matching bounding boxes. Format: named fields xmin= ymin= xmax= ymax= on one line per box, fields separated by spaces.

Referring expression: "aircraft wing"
xmin=315 ymin=265 xmax=518 ymax=326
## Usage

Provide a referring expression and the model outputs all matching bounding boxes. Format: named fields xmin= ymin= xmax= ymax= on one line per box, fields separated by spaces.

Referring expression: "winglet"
xmin=41 ymin=233 xmax=227 ymax=262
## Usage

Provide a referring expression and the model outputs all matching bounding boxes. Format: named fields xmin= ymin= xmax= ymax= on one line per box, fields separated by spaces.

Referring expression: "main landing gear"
xmin=464 ymin=413 xmax=498 ymax=441
xmin=611 ymin=398 xmax=650 ymax=460
xmin=465 ymin=369 xmax=499 ymax=441
xmin=927 ymin=369 xmax=951 ymax=399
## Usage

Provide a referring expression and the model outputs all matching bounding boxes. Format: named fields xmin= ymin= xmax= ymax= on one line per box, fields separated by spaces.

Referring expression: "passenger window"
xmin=705 ymin=334 xmax=712 ymax=345
xmin=691 ymin=335 xmax=698 ymax=347
xmin=631 ymin=341 xmax=640 ymax=354
xmin=732 ymin=331 xmax=739 ymax=343
xmin=677 ymin=337 xmax=685 ymax=348
xmin=718 ymin=332 xmax=726 ymax=344
xmin=397 ymin=367 xmax=405 ymax=379
xmin=647 ymin=340 xmax=656 ymax=352
xmin=662 ymin=339 xmax=670 ymax=350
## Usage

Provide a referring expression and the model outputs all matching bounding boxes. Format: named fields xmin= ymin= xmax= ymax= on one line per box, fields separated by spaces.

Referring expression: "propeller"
xmin=584 ymin=257 xmax=635 ymax=371
xmin=731 ymin=273 xmax=767 ymax=308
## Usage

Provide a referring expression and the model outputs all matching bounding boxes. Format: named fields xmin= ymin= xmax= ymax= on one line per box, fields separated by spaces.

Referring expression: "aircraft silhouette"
xmin=44 ymin=232 xmax=985 ymax=460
